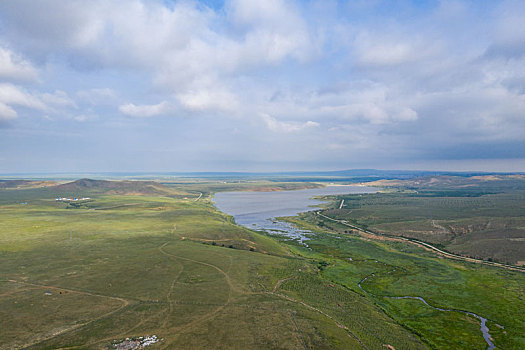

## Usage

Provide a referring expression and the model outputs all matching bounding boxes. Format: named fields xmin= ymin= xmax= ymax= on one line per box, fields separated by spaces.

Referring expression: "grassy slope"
xmin=3 ymin=178 xmax=524 ymax=349
xmin=163 ymin=180 xmax=324 ymax=198
xmin=0 ymin=186 xmax=424 ymax=350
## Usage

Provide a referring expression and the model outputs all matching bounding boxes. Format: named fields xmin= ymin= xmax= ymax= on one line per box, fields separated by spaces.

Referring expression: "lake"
xmin=213 ymin=185 xmax=377 ymax=244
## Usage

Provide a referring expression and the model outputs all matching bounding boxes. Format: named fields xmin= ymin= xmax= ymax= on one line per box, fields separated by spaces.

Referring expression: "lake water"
xmin=213 ymin=185 xmax=376 ymax=244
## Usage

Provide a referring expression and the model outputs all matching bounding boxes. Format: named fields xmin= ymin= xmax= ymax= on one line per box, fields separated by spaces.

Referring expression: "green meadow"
xmin=0 ymin=180 xmax=524 ymax=349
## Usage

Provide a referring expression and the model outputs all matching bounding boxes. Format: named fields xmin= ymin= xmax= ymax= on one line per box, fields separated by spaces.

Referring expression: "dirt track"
xmin=316 ymin=211 xmax=525 ymax=273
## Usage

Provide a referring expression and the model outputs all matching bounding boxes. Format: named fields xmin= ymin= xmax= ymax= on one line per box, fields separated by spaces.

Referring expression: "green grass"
xmin=315 ymin=189 xmax=525 ymax=264
xmin=280 ymin=218 xmax=525 ymax=349
xmin=2 ymin=181 xmax=525 ymax=349
xmin=0 ymin=186 xmax=427 ymax=349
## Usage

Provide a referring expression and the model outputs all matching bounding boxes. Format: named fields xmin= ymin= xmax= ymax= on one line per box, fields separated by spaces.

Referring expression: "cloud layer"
xmin=0 ymin=0 xmax=524 ymax=172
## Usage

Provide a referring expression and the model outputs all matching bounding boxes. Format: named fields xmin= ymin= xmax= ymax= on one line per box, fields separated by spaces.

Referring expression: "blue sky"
xmin=0 ymin=0 xmax=524 ymax=173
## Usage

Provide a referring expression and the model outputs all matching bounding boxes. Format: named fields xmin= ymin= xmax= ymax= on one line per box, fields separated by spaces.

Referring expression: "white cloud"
xmin=261 ymin=113 xmax=319 ymax=133
xmin=0 ymin=0 xmax=525 ymax=169
xmin=119 ymin=101 xmax=170 ymax=118
xmin=394 ymin=107 xmax=418 ymax=122
xmin=42 ymin=90 xmax=77 ymax=108
xmin=356 ymin=37 xmax=415 ymax=66
xmin=0 ymin=47 xmax=38 ymax=81
xmin=353 ymin=28 xmax=443 ymax=68
xmin=0 ymin=84 xmax=82 ymax=122
xmin=176 ymin=89 xmax=239 ymax=112
xmin=0 ymin=0 xmax=316 ymax=109
xmin=0 ymin=102 xmax=18 ymax=121
xmin=227 ymin=0 xmax=314 ymax=63
xmin=0 ymin=83 xmax=46 ymax=110
xmin=73 ymin=112 xmax=98 ymax=122
xmin=76 ymin=88 xmax=117 ymax=105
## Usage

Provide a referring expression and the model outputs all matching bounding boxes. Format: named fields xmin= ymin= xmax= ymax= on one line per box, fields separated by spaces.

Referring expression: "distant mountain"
xmin=2 ymin=169 xmax=523 ymax=183
xmin=0 ymin=180 xmax=56 ymax=189
xmin=157 ymin=169 xmax=524 ymax=181
xmin=52 ymin=178 xmax=176 ymax=196
xmin=363 ymin=174 xmax=525 ymax=191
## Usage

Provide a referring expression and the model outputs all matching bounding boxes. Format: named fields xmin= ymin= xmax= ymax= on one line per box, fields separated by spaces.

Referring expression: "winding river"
xmin=358 ymin=273 xmax=502 ymax=350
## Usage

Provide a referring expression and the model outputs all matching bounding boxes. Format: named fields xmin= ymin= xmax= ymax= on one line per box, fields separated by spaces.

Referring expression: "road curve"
xmin=316 ymin=211 xmax=525 ymax=273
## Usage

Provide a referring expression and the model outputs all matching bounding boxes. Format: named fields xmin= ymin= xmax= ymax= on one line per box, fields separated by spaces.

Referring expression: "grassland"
xmin=0 ymin=180 xmax=426 ymax=349
xmin=2 ymin=177 xmax=525 ymax=349
xmin=279 ymin=213 xmax=525 ymax=349
xmin=313 ymin=177 xmax=525 ymax=264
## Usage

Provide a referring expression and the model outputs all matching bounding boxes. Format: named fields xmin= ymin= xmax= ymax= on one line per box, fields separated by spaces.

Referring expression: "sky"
xmin=0 ymin=0 xmax=524 ymax=173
